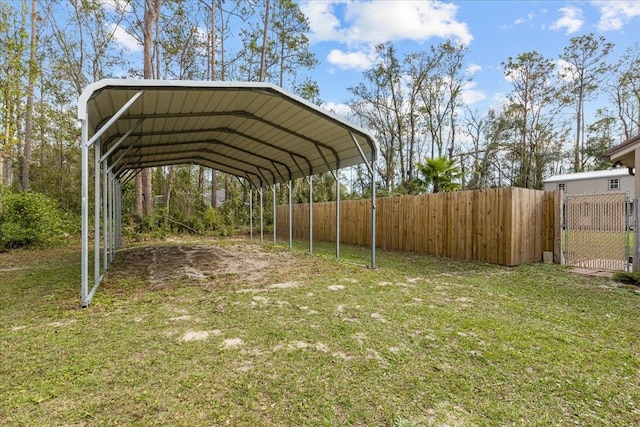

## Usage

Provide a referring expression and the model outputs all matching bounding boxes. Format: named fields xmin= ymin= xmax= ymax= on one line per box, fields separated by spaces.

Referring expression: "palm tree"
xmin=416 ymin=157 xmax=462 ymax=193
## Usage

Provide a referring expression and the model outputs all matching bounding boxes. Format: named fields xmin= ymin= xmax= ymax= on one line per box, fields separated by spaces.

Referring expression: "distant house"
xmin=543 ymin=168 xmax=634 ymax=195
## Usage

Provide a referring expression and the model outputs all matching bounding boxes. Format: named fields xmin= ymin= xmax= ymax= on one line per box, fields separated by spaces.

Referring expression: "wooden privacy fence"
xmin=275 ymin=187 xmax=561 ymax=266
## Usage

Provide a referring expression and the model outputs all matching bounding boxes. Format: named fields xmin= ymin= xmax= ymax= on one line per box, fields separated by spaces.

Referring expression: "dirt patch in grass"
xmin=107 ymin=238 xmax=305 ymax=292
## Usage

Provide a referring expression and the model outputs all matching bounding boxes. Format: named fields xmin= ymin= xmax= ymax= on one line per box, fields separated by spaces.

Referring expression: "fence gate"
xmin=564 ymin=192 xmax=631 ymax=271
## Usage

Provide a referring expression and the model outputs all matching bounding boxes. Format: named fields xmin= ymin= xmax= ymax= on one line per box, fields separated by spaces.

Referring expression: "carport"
xmin=78 ymin=79 xmax=378 ymax=308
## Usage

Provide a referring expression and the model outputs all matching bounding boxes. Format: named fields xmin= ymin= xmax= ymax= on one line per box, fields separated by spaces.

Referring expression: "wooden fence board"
xmin=273 ymin=187 xmax=558 ymax=266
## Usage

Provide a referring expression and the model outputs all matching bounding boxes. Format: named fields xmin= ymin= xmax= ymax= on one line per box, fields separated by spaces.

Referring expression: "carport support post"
xmin=308 ymin=175 xmax=313 ymax=254
xmin=634 ymin=149 xmax=640 ymax=272
xmin=81 ymin=119 xmax=89 ymax=307
xmin=259 ymin=187 xmax=264 ymax=243
xmin=94 ymin=142 xmax=101 ymax=285
xmin=288 ymin=180 xmax=292 ymax=249
xmin=249 ymin=184 xmax=253 ymax=240
xmin=272 ymin=184 xmax=277 ymax=245
xmin=102 ymin=156 xmax=108 ymax=269
xmin=371 ymin=158 xmax=376 ymax=269
xmin=335 ymin=170 xmax=340 ymax=260
xmin=110 ymin=173 xmax=116 ymax=261
xmin=116 ymin=180 xmax=121 ymax=249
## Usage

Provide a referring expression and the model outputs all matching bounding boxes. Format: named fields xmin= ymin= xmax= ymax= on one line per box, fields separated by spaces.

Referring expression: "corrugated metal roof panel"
xmin=79 ymin=79 xmax=377 ymax=187
xmin=544 ymin=168 xmax=631 ymax=183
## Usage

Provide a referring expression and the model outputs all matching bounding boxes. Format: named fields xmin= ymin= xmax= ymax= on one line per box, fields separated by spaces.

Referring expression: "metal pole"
xmin=81 ymin=119 xmax=89 ymax=307
xmin=87 ymin=90 xmax=144 ymax=147
xmin=288 ymin=180 xmax=292 ymax=249
xmin=626 ymin=192 xmax=631 ymax=272
xmin=260 ymin=187 xmax=264 ymax=243
xmin=116 ymin=179 xmax=121 ymax=249
xmin=118 ymin=180 xmax=122 ymax=249
xmin=308 ymin=175 xmax=313 ymax=254
xmin=272 ymin=184 xmax=277 ymax=245
xmin=371 ymin=158 xmax=377 ymax=269
xmin=635 ymin=198 xmax=640 ymax=272
xmin=110 ymin=173 xmax=115 ymax=261
xmin=94 ymin=142 xmax=101 ymax=286
xmin=564 ymin=194 xmax=569 ymax=267
xmin=249 ymin=184 xmax=253 ymax=240
xmin=102 ymin=156 xmax=108 ymax=270
xmin=335 ymin=171 xmax=340 ymax=260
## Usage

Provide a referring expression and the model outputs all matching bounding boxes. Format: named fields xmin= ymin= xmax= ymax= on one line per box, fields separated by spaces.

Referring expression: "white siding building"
xmin=543 ymin=168 xmax=634 ymax=195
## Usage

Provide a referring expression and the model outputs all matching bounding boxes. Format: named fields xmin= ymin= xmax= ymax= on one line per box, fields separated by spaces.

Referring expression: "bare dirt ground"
xmin=107 ymin=237 xmax=309 ymax=291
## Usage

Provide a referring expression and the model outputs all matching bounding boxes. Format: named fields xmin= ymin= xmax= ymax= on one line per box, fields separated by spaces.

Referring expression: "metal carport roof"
xmin=78 ymin=79 xmax=378 ymax=307
xmin=78 ymin=79 xmax=377 ymax=187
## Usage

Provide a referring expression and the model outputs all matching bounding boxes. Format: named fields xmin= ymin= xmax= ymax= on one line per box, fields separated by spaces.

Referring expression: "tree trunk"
xmin=259 ymin=0 xmax=270 ymax=82
xmin=143 ymin=168 xmax=153 ymax=215
xmin=135 ymin=174 xmax=143 ymax=217
xmin=165 ymin=165 xmax=174 ymax=225
xmin=197 ymin=166 xmax=204 ymax=197
xmin=211 ymin=169 xmax=217 ymax=208
xmin=21 ymin=0 xmax=38 ymax=192
xmin=210 ymin=0 xmax=216 ymax=80
xmin=138 ymin=0 xmax=162 ymax=216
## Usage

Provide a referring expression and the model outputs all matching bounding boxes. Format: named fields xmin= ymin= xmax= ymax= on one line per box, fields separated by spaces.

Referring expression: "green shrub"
xmin=203 ymin=207 xmax=223 ymax=231
xmin=0 ymin=191 xmax=65 ymax=249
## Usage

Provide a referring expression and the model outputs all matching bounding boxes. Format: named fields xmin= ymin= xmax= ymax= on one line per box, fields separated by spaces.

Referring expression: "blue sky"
xmin=298 ymin=0 xmax=640 ymax=116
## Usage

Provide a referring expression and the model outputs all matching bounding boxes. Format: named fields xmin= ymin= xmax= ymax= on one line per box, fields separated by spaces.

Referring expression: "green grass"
xmin=2 ymin=237 xmax=640 ymax=425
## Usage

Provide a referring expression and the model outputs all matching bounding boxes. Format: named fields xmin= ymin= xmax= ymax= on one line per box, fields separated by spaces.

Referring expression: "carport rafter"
xmin=117 ymin=142 xmax=291 ymax=183
xmin=104 ymin=110 xmax=339 ymax=166
xmin=104 ymin=127 xmax=313 ymax=179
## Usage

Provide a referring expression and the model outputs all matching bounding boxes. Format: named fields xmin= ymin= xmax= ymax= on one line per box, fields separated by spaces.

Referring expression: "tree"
xmin=270 ymin=0 xmax=317 ymax=88
xmin=502 ymin=51 xmax=565 ymax=189
xmin=348 ymin=43 xmax=406 ymax=192
xmin=584 ymin=110 xmax=617 ymax=170
xmin=413 ymin=41 xmax=468 ymax=159
xmin=0 ymin=1 xmax=28 ymax=188
xmin=21 ymin=0 xmax=38 ymax=192
xmin=348 ymin=41 xmax=468 ymax=194
xmin=416 ymin=156 xmax=461 ymax=193
xmin=559 ymin=33 xmax=614 ymax=172
xmin=460 ymin=108 xmax=502 ymax=189
xmin=158 ymin=0 xmax=207 ymax=80
xmin=610 ymin=43 xmax=640 ymax=140
xmin=237 ymin=0 xmax=317 ymax=91
xmin=43 ymin=0 xmax=128 ymax=98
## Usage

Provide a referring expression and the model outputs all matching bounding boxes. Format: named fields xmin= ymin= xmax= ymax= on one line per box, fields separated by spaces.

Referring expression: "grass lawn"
xmin=2 ymin=236 xmax=640 ymax=426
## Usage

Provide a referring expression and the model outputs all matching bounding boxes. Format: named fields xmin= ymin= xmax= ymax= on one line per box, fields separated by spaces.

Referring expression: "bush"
xmin=203 ymin=207 xmax=223 ymax=231
xmin=0 ymin=191 xmax=65 ymax=249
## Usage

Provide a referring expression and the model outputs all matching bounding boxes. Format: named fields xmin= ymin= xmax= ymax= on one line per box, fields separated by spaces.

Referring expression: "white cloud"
xmin=301 ymin=1 xmax=473 ymax=46
xmin=327 ymin=49 xmax=375 ymax=71
xmin=499 ymin=11 xmax=536 ymax=29
xmin=300 ymin=2 xmax=344 ymax=43
xmin=461 ymin=82 xmax=486 ymax=105
xmin=551 ymin=6 xmax=584 ymax=34
xmin=592 ymin=0 xmax=640 ymax=31
xmin=101 ymin=0 xmax=131 ymax=13
xmin=466 ymin=64 xmax=482 ymax=76
xmin=109 ymin=23 xmax=141 ymax=52
xmin=322 ymin=102 xmax=353 ymax=118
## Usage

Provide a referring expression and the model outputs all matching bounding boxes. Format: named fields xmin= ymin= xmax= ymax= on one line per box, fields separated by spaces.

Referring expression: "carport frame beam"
xmin=80 ymin=90 xmax=144 ymax=308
